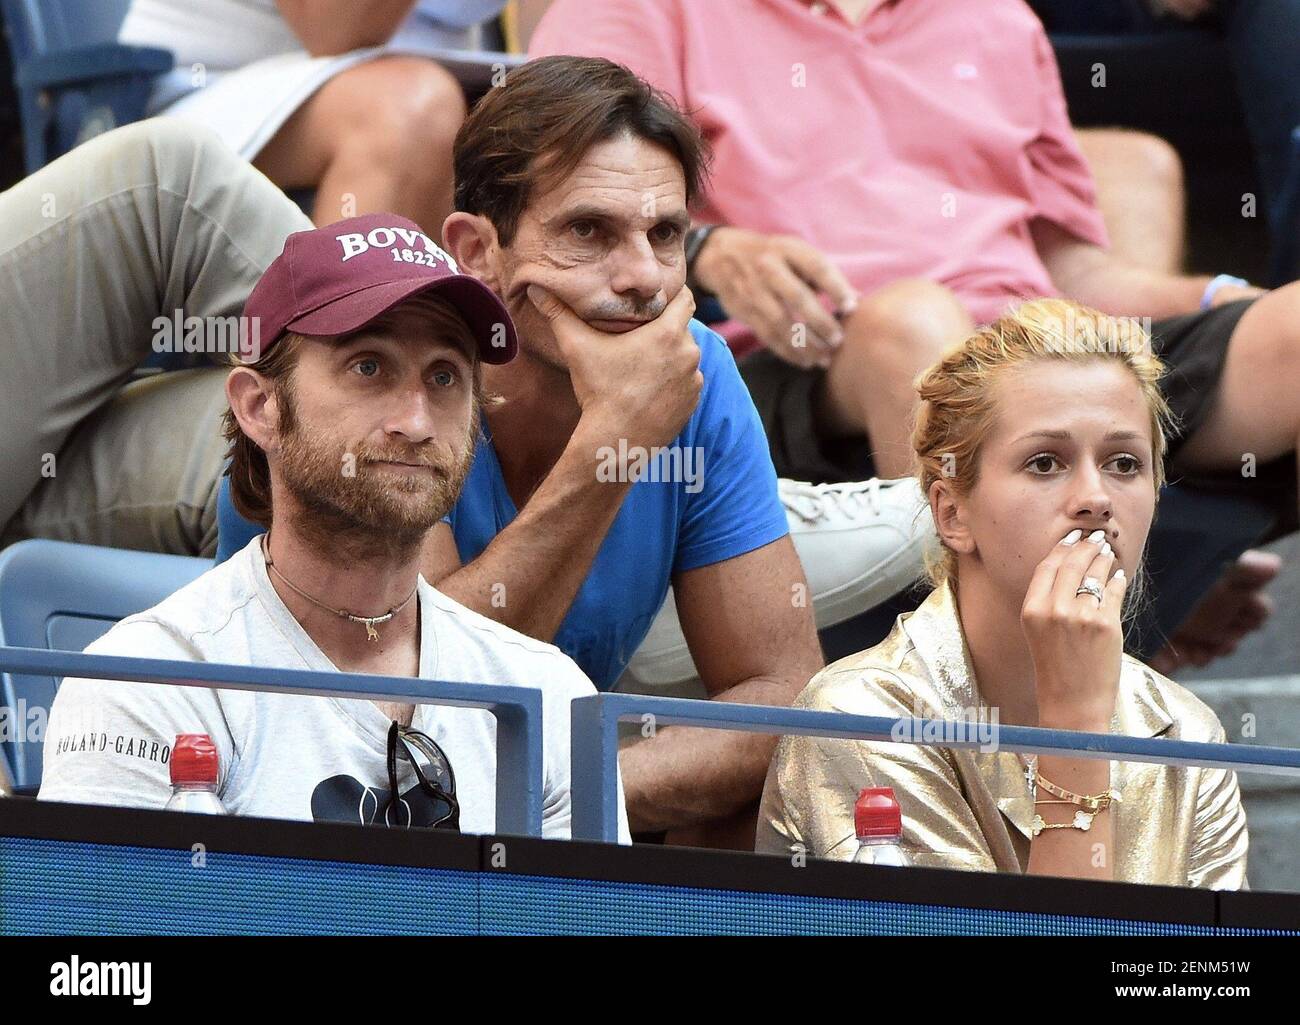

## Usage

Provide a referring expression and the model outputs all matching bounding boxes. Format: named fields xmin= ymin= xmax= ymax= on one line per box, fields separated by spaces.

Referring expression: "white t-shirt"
xmin=39 ymin=539 xmax=630 ymax=843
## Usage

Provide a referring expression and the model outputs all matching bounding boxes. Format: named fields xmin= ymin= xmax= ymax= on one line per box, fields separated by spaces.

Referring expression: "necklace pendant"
xmin=365 ymin=621 xmax=379 ymax=643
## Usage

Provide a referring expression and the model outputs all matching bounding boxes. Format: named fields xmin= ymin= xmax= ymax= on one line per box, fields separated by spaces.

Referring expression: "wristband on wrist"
xmin=1201 ymin=274 xmax=1249 ymax=310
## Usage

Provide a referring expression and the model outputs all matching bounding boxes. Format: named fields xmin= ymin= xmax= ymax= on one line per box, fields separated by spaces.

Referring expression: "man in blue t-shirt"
xmin=219 ymin=55 xmax=825 ymax=845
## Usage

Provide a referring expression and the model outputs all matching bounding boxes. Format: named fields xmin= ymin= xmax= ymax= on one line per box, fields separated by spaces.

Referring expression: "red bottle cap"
xmin=855 ymin=786 xmax=902 ymax=839
xmin=170 ymin=734 xmax=219 ymax=785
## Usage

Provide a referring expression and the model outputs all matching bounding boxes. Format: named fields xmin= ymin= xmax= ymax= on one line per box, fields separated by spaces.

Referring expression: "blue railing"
xmin=570 ymin=691 xmax=1300 ymax=842
xmin=10 ymin=644 xmax=1300 ymax=847
xmin=0 ymin=646 xmax=544 ymax=835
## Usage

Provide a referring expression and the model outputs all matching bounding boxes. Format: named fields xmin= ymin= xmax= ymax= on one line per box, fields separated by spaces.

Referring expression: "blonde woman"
xmin=756 ymin=299 xmax=1248 ymax=888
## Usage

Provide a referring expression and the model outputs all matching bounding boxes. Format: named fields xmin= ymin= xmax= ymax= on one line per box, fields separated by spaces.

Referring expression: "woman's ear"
xmin=442 ymin=212 xmax=499 ymax=290
xmin=930 ymin=478 xmax=976 ymax=556
xmin=226 ymin=366 xmax=280 ymax=456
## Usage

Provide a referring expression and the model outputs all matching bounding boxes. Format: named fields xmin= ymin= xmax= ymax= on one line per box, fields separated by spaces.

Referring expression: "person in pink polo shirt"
xmin=532 ymin=0 xmax=1300 ymax=671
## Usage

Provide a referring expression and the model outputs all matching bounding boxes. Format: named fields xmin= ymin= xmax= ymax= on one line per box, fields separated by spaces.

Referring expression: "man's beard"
xmin=275 ymin=396 xmax=478 ymax=561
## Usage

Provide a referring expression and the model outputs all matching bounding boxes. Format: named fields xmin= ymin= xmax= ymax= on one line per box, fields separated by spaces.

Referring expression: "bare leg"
xmin=816 ymin=278 xmax=973 ymax=479
xmin=1173 ymin=285 xmax=1300 ymax=476
xmin=1153 ymin=285 xmax=1300 ymax=671
xmin=1078 ymin=127 xmax=1186 ymax=274
xmin=253 ymin=55 xmax=467 ymax=233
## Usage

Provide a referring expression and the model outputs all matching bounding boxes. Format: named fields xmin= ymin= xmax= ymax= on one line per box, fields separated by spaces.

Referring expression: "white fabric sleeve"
xmin=38 ymin=621 xmax=234 ymax=811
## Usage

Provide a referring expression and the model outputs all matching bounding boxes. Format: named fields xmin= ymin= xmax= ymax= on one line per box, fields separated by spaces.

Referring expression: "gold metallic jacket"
xmin=757 ymin=580 xmax=1249 ymax=888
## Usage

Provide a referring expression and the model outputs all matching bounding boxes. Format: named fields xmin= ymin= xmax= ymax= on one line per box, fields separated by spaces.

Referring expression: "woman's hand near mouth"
xmin=1021 ymin=527 xmax=1128 ymax=733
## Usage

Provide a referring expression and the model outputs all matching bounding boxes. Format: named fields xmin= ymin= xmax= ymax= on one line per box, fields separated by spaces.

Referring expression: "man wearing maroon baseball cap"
xmin=222 ymin=211 xmax=516 ymax=557
xmin=41 ymin=207 xmax=629 ymax=841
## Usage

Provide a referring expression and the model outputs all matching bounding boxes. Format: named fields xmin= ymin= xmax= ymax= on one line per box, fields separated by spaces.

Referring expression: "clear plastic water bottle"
xmin=851 ymin=786 xmax=907 ymax=866
xmin=164 ymin=733 xmax=227 ymax=815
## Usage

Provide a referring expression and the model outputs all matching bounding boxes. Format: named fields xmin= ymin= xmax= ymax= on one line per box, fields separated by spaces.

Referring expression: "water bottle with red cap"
xmin=851 ymin=786 xmax=907 ymax=866
xmin=163 ymin=734 xmax=227 ymax=815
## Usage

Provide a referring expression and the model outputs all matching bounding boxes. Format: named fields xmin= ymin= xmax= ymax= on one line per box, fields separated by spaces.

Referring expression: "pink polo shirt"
xmin=530 ymin=0 xmax=1109 ymax=357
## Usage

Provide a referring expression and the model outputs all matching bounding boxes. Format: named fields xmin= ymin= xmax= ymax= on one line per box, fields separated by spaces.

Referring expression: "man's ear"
xmin=929 ymin=478 xmax=976 ymax=556
xmin=226 ymin=366 xmax=281 ymax=456
xmin=442 ymin=212 xmax=499 ymax=289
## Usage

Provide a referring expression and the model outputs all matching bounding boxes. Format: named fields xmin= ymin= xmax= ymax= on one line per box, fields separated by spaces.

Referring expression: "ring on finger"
xmin=1075 ymin=576 xmax=1104 ymax=603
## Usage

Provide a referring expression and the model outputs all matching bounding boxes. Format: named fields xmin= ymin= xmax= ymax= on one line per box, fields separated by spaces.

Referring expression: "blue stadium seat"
xmin=0 ymin=0 xmax=172 ymax=173
xmin=0 ymin=539 xmax=207 ymax=792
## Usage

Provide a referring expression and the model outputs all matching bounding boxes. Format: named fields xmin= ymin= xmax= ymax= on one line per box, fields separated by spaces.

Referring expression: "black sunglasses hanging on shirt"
xmin=384 ymin=720 xmax=460 ymax=830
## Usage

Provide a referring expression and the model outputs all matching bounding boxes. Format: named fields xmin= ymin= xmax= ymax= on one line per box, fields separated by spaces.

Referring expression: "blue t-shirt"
xmin=215 ymin=320 xmax=788 ymax=688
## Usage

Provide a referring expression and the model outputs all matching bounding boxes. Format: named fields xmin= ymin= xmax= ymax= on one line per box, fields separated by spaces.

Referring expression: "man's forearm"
xmin=1040 ymin=228 xmax=1211 ymax=319
xmin=618 ymin=674 xmax=796 ymax=833
xmin=1058 ymin=260 xmax=1209 ymax=320
xmin=434 ymin=419 xmax=631 ymax=641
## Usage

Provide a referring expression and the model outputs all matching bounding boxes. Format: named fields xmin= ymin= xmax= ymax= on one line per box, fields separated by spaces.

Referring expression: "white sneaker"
xmin=624 ymin=477 xmax=934 ymax=687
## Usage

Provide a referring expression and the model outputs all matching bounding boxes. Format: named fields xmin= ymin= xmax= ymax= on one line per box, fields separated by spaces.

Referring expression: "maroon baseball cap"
xmin=241 ymin=213 xmax=517 ymax=364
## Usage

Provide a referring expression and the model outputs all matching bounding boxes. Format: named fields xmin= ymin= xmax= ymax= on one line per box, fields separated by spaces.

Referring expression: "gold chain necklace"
xmin=260 ymin=533 xmax=418 ymax=642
